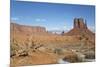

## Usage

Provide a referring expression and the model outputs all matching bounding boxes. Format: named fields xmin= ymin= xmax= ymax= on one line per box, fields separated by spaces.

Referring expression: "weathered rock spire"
xmin=74 ymin=18 xmax=87 ymax=29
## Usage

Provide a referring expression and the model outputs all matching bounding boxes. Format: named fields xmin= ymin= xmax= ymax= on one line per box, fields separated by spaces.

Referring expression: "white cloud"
xmin=62 ymin=25 xmax=73 ymax=31
xmin=88 ymin=26 xmax=95 ymax=33
xmin=63 ymin=26 xmax=67 ymax=30
xmin=49 ymin=27 xmax=60 ymax=31
xmin=35 ymin=18 xmax=46 ymax=22
xmin=11 ymin=17 xmax=19 ymax=21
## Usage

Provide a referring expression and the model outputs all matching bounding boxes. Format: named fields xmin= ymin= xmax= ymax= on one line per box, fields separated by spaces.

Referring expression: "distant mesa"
xmin=11 ymin=18 xmax=95 ymax=38
xmin=11 ymin=22 xmax=46 ymax=32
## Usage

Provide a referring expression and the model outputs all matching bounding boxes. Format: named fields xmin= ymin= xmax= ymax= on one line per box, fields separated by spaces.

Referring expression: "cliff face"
xmin=11 ymin=22 xmax=47 ymax=35
xmin=63 ymin=18 xmax=95 ymax=39
xmin=74 ymin=18 xmax=87 ymax=29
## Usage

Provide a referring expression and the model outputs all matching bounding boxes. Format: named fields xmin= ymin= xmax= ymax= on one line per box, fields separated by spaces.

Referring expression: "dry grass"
xmin=10 ymin=23 xmax=95 ymax=66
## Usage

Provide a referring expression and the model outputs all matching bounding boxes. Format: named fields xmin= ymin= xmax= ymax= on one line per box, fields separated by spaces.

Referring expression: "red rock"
xmin=63 ymin=18 xmax=95 ymax=40
xmin=74 ymin=18 xmax=87 ymax=29
xmin=11 ymin=22 xmax=46 ymax=35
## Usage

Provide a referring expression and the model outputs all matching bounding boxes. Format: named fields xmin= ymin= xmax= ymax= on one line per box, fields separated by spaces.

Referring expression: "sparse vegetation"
xmin=10 ymin=18 xmax=95 ymax=66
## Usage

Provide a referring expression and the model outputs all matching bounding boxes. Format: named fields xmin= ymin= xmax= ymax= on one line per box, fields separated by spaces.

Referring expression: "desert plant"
xmin=54 ymin=48 xmax=63 ymax=55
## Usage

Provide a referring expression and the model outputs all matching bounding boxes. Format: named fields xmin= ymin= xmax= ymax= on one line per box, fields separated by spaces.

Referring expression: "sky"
xmin=10 ymin=0 xmax=95 ymax=32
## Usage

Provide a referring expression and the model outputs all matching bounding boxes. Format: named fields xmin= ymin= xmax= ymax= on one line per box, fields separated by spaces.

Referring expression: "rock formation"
xmin=10 ymin=19 xmax=95 ymax=66
xmin=63 ymin=18 xmax=95 ymax=40
xmin=74 ymin=18 xmax=87 ymax=29
xmin=11 ymin=22 xmax=46 ymax=34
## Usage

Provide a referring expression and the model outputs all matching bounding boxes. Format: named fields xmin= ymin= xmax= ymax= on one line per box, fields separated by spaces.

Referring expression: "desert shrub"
xmin=54 ymin=48 xmax=63 ymax=55
xmin=85 ymin=51 xmax=95 ymax=59
xmin=10 ymin=49 xmax=16 ymax=57
xmin=62 ymin=52 xmax=78 ymax=62
xmin=18 ymin=50 xmax=28 ymax=57
xmin=11 ymin=41 xmax=29 ymax=57
xmin=29 ymin=41 xmax=36 ymax=49
xmin=10 ymin=42 xmax=19 ymax=57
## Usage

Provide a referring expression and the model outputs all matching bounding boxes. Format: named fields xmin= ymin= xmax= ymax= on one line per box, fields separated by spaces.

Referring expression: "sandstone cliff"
xmin=63 ymin=18 xmax=95 ymax=41
xmin=11 ymin=22 xmax=46 ymax=35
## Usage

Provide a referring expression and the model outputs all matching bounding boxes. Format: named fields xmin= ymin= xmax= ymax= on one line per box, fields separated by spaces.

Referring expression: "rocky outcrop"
xmin=74 ymin=18 xmax=87 ymax=29
xmin=63 ymin=18 xmax=95 ymax=40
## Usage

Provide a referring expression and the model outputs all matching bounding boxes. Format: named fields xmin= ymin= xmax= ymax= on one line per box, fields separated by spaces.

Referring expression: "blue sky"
xmin=11 ymin=0 xmax=95 ymax=32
